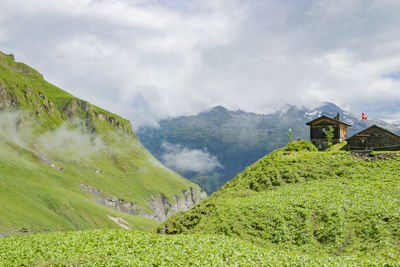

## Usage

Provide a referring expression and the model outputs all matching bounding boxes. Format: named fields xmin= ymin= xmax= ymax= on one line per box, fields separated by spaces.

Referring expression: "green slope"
xmin=158 ymin=141 xmax=400 ymax=258
xmin=1 ymin=229 xmax=398 ymax=266
xmin=0 ymin=51 xmax=203 ymax=234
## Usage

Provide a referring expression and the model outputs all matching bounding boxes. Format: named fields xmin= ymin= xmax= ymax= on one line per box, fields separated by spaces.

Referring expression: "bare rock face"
xmin=147 ymin=188 xmax=208 ymax=222
xmin=81 ymin=184 xmax=207 ymax=222
xmin=80 ymin=184 xmax=102 ymax=196
xmin=0 ymin=86 xmax=19 ymax=111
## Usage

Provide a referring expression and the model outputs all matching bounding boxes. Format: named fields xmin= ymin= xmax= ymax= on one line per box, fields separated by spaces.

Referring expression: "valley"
xmin=0 ymin=52 xmax=399 ymax=265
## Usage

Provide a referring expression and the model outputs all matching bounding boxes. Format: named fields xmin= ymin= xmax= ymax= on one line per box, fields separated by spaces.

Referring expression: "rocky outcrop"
xmin=0 ymin=86 xmax=19 ymax=111
xmin=0 ymin=53 xmax=43 ymax=77
xmin=80 ymin=184 xmax=102 ymax=196
xmin=96 ymin=112 xmax=123 ymax=129
xmin=0 ymin=85 xmax=56 ymax=117
xmin=146 ymin=188 xmax=208 ymax=222
xmin=81 ymin=184 xmax=207 ymax=222
xmin=35 ymin=152 xmax=64 ymax=172
xmin=22 ymin=88 xmax=56 ymax=116
xmin=64 ymin=99 xmax=133 ymax=136
xmin=64 ymin=99 xmax=91 ymax=118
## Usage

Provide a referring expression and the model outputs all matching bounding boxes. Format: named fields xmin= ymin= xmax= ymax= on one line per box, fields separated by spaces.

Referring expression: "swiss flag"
xmin=362 ymin=112 xmax=368 ymax=120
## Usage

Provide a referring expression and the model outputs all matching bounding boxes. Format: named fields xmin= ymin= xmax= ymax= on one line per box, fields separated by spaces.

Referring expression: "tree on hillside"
xmin=288 ymin=128 xmax=293 ymax=143
xmin=324 ymin=126 xmax=334 ymax=149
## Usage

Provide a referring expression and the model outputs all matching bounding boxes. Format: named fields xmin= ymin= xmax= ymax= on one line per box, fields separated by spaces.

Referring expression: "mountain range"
xmin=137 ymin=103 xmax=400 ymax=193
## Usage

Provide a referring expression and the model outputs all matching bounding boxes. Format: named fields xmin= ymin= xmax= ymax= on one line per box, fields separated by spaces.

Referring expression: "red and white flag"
xmin=362 ymin=112 xmax=367 ymax=120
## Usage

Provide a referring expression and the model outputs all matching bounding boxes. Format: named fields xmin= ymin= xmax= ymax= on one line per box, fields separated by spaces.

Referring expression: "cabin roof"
xmin=346 ymin=124 xmax=400 ymax=140
xmin=306 ymin=115 xmax=352 ymax=127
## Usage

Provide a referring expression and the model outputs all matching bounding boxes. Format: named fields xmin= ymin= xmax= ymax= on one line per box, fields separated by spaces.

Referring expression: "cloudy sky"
xmin=1 ymin=0 xmax=400 ymax=127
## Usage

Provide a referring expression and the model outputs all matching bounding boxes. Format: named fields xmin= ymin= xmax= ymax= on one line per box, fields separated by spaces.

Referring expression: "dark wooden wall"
xmin=347 ymin=127 xmax=400 ymax=151
xmin=310 ymin=125 xmax=339 ymax=139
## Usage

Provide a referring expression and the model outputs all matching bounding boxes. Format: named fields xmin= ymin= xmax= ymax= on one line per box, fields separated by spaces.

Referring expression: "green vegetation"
xmin=324 ymin=125 xmax=334 ymax=148
xmin=1 ymin=229 xmax=398 ymax=266
xmin=137 ymin=104 xmax=400 ymax=194
xmin=1 ymin=140 xmax=399 ymax=265
xmin=329 ymin=141 xmax=347 ymax=151
xmin=288 ymin=128 xmax=293 ymax=143
xmin=158 ymin=140 xmax=400 ymax=261
xmin=0 ymin=51 xmax=202 ymax=234
xmin=282 ymin=139 xmax=317 ymax=152
xmin=2 ymin=52 xmax=400 ymax=265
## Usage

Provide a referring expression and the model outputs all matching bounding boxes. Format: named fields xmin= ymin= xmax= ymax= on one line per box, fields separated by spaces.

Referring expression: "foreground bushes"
xmin=158 ymin=141 xmax=400 ymax=258
xmin=1 ymin=229 xmax=398 ymax=266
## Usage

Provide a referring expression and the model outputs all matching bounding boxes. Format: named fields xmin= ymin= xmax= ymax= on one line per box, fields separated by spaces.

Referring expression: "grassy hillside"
xmin=1 ymin=229 xmax=398 ymax=266
xmin=158 ymin=140 xmax=400 ymax=259
xmin=0 ymin=52 xmax=203 ymax=234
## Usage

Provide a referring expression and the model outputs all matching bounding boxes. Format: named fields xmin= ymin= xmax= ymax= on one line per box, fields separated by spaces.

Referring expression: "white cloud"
xmin=0 ymin=112 xmax=105 ymax=160
xmin=1 ymin=0 xmax=400 ymax=125
xmin=160 ymin=142 xmax=222 ymax=173
xmin=37 ymin=122 xmax=105 ymax=160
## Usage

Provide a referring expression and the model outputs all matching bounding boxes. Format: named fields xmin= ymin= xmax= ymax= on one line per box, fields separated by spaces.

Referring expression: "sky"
xmin=1 ymin=0 xmax=400 ymax=128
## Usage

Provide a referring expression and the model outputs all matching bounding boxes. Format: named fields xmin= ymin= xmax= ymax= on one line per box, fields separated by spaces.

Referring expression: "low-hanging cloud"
xmin=160 ymin=141 xmax=222 ymax=174
xmin=0 ymin=112 xmax=28 ymax=146
xmin=37 ymin=122 xmax=105 ymax=160
xmin=1 ymin=0 xmax=400 ymax=124
xmin=0 ymin=112 xmax=105 ymax=161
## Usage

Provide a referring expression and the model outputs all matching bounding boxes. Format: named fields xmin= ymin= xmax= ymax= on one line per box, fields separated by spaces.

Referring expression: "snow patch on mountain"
xmin=304 ymin=110 xmax=322 ymax=119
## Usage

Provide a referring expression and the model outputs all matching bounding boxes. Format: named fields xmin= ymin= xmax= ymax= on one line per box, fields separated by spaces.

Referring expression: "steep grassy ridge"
xmin=0 ymin=52 xmax=204 ymax=234
xmin=1 ymin=229 xmax=398 ymax=266
xmin=158 ymin=141 xmax=400 ymax=258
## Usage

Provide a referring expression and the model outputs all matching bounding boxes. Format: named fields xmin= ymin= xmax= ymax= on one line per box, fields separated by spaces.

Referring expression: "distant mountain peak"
xmin=277 ymin=103 xmax=296 ymax=113
xmin=315 ymin=102 xmax=344 ymax=111
xmin=199 ymin=106 xmax=231 ymax=118
xmin=210 ymin=105 xmax=228 ymax=112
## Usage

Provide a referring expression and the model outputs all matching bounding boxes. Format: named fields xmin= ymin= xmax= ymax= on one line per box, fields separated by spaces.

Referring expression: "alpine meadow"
xmin=1 ymin=0 xmax=400 ymax=265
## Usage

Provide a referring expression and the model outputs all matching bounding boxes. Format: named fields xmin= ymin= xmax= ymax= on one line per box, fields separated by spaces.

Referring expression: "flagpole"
xmin=361 ymin=112 xmax=368 ymax=150
xmin=362 ymin=112 xmax=367 ymax=127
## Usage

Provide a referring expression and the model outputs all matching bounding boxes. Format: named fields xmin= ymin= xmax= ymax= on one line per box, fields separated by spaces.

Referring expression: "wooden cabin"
xmin=306 ymin=113 xmax=351 ymax=150
xmin=346 ymin=125 xmax=400 ymax=151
